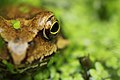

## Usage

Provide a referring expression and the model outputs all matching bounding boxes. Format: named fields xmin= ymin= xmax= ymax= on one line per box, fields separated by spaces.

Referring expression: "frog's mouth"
xmin=4 ymin=40 xmax=55 ymax=66
xmin=7 ymin=41 xmax=29 ymax=65
xmin=0 ymin=40 xmax=55 ymax=73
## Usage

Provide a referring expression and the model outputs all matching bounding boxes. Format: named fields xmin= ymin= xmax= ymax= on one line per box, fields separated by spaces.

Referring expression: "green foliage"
xmin=39 ymin=0 xmax=120 ymax=80
xmin=0 ymin=0 xmax=41 ymax=7
xmin=19 ymin=6 xmax=30 ymax=13
xmin=16 ymin=0 xmax=41 ymax=7
xmin=34 ymin=69 xmax=49 ymax=80
xmin=90 ymin=62 xmax=110 ymax=80
xmin=0 ymin=36 xmax=5 ymax=48
xmin=2 ymin=60 xmax=15 ymax=73
xmin=0 ymin=0 xmax=120 ymax=80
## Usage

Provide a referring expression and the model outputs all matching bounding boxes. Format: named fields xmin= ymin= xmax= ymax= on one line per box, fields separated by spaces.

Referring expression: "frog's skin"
xmin=0 ymin=5 xmax=67 ymax=73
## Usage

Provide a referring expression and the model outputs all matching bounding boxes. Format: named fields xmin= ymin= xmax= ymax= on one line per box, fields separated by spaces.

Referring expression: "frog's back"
xmin=0 ymin=5 xmax=48 ymax=20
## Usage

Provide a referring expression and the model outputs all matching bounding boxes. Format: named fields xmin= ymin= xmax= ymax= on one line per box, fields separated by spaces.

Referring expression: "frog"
xmin=0 ymin=5 xmax=68 ymax=73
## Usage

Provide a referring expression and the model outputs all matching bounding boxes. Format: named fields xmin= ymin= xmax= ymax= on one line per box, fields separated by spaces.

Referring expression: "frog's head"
xmin=0 ymin=6 xmax=60 ymax=65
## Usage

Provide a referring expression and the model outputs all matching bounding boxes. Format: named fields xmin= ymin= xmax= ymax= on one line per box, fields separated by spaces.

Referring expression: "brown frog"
xmin=0 ymin=5 xmax=68 ymax=73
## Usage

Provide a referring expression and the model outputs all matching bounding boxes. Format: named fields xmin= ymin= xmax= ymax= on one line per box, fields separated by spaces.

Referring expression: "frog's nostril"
xmin=28 ymin=41 xmax=35 ymax=48
xmin=14 ymin=37 xmax=20 ymax=43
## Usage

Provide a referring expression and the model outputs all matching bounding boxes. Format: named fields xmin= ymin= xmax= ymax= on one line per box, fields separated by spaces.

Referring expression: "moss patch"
xmin=11 ymin=20 xmax=21 ymax=29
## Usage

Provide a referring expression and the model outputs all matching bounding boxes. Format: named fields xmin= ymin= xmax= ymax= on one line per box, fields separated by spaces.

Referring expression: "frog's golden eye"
xmin=50 ymin=21 xmax=60 ymax=34
xmin=43 ymin=21 xmax=60 ymax=40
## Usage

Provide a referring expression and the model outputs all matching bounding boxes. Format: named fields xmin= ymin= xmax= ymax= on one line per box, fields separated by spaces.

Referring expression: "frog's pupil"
xmin=50 ymin=22 xmax=59 ymax=33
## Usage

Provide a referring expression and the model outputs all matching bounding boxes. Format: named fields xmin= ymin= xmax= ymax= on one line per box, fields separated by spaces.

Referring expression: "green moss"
xmin=0 ymin=36 xmax=5 ymax=48
xmin=2 ymin=60 xmax=15 ymax=73
xmin=19 ymin=6 xmax=30 ymax=13
xmin=11 ymin=20 xmax=21 ymax=29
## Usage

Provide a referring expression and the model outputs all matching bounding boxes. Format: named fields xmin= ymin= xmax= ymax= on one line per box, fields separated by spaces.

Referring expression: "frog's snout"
xmin=7 ymin=41 xmax=28 ymax=65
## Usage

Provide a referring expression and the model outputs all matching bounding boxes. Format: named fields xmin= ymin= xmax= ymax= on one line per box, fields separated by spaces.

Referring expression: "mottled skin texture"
xmin=0 ymin=5 xmax=66 ymax=70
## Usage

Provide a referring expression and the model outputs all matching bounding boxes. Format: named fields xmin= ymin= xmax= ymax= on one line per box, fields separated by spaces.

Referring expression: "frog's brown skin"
xmin=0 ymin=5 xmax=67 ymax=70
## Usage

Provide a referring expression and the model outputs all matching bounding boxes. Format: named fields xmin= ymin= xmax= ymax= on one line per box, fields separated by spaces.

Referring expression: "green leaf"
xmin=90 ymin=62 xmax=110 ymax=80
xmin=2 ymin=60 xmax=15 ymax=73
xmin=11 ymin=20 xmax=21 ymax=29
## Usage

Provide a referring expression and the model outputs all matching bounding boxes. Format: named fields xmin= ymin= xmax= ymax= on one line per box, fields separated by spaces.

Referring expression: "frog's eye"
xmin=43 ymin=21 xmax=60 ymax=40
xmin=50 ymin=21 xmax=60 ymax=34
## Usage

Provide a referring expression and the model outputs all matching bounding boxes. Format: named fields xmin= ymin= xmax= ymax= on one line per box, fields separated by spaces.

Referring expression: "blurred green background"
xmin=0 ymin=0 xmax=120 ymax=80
